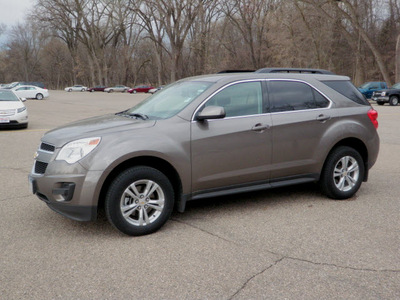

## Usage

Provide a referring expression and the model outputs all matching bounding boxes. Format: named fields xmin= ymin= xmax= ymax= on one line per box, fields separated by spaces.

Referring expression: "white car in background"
xmin=12 ymin=85 xmax=49 ymax=100
xmin=65 ymin=85 xmax=87 ymax=92
xmin=0 ymin=89 xmax=28 ymax=128
xmin=104 ymin=85 xmax=130 ymax=93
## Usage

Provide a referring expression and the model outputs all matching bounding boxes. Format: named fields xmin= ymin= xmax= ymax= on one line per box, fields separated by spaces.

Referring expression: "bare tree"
xmin=6 ymin=22 xmax=46 ymax=81
xmin=300 ymin=0 xmax=392 ymax=85
xmin=36 ymin=0 xmax=86 ymax=83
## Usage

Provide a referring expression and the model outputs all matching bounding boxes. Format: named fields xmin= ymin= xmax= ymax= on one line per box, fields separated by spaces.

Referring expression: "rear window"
xmin=323 ymin=80 xmax=369 ymax=105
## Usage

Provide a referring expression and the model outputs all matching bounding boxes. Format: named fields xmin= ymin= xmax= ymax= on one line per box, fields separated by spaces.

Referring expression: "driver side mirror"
xmin=196 ymin=106 xmax=226 ymax=121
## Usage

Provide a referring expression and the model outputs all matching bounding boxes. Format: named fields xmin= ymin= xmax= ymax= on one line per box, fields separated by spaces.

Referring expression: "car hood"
xmin=43 ymin=114 xmax=156 ymax=147
xmin=0 ymin=101 xmax=24 ymax=110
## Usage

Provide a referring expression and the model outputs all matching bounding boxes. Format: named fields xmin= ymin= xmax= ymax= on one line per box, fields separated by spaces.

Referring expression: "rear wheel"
xmin=389 ymin=96 xmax=399 ymax=106
xmin=320 ymin=146 xmax=365 ymax=199
xmin=36 ymin=93 xmax=43 ymax=100
xmin=105 ymin=166 xmax=174 ymax=236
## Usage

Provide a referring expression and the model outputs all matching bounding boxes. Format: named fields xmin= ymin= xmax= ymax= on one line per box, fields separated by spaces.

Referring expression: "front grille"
xmin=40 ymin=143 xmax=55 ymax=152
xmin=0 ymin=109 xmax=15 ymax=116
xmin=34 ymin=161 xmax=48 ymax=174
xmin=373 ymin=92 xmax=382 ymax=97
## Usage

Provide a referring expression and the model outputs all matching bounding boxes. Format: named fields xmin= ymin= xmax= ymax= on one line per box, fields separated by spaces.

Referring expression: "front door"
xmin=191 ymin=81 xmax=272 ymax=192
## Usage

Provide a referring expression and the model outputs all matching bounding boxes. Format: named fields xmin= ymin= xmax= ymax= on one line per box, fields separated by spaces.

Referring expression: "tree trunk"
xmin=396 ymin=33 xmax=400 ymax=83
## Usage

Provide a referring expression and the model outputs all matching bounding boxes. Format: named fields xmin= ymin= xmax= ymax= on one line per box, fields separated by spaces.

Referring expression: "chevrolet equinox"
xmin=29 ymin=69 xmax=380 ymax=236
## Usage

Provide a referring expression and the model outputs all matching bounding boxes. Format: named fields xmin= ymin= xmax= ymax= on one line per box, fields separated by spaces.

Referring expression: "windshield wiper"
xmin=128 ymin=113 xmax=149 ymax=120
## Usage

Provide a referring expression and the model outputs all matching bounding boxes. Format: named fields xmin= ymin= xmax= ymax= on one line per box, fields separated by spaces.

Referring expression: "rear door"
xmin=267 ymin=80 xmax=331 ymax=180
xmin=191 ymin=81 xmax=272 ymax=192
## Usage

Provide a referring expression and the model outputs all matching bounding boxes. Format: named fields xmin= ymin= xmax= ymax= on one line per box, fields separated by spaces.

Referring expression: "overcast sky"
xmin=0 ymin=0 xmax=35 ymax=27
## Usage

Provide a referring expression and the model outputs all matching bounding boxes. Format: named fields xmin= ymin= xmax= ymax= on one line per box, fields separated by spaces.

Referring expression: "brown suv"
xmin=29 ymin=69 xmax=380 ymax=236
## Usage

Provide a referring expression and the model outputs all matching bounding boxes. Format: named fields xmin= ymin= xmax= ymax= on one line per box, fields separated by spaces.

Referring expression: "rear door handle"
xmin=316 ymin=114 xmax=331 ymax=122
xmin=251 ymin=123 xmax=270 ymax=132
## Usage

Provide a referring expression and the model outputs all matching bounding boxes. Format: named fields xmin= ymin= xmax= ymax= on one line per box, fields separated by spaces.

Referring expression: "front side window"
xmin=269 ymin=81 xmax=329 ymax=113
xmin=204 ymin=81 xmax=263 ymax=117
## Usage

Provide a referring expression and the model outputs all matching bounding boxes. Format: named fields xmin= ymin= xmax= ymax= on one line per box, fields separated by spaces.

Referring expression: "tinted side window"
xmin=205 ymin=82 xmax=263 ymax=117
xmin=269 ymin=81 xmax=328 ymax=113
xmin=323 ymin=80 xmax=369 ymax=105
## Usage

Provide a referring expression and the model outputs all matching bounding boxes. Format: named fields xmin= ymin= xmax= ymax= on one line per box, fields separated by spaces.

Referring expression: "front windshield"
xmin=0 ymin=90 xmax=19 ymax=101
xmin=359 ymin=82 xmax=372 ymax=89
xmin=125 ymin=80 xmax=214 ymax=119
xmin=392 ymin=82 xmax=400 ymax=89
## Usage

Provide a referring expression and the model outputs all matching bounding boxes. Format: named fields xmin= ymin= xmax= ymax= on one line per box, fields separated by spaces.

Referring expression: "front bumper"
xmin=372 ymin=96 xmax=389 ymax=102
xmin=29 ymin=163 xmax=103 ymax=221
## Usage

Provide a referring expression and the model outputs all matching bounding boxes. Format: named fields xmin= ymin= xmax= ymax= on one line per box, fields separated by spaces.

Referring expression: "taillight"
xmin=368 ymin=109 xmax=378 ymax=129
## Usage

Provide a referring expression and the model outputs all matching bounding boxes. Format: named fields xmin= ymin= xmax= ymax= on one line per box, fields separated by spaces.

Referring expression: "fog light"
xmin=53 ymin=183 xmax=75 ymax=202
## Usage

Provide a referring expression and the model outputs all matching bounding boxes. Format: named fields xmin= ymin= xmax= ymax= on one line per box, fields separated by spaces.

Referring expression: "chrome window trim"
xmin=191 ymin=78 xmax=333 ymax=122
xmin=266 ymin=79 xmax=333 ymax=113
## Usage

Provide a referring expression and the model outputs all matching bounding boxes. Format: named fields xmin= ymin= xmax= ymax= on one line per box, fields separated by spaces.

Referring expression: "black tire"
xmin=319 ymin=146 xmax=365 ymax=200
xmin=68 ymin=88 xmax=72 ymax=92
xmin=36 ymin=93 xmax=43 ymax=100
xmin=108 ymin=89 xmax=113 ymax=93
xmin=105 ymin=166 xmax=174 ymax=236
xmin=377 ymin=101 xmax=384 ymax=106
xmin=133 ymin=90 xmax=137 ymax=94
xmin=389 ymin=96 xmax=399 ymax=106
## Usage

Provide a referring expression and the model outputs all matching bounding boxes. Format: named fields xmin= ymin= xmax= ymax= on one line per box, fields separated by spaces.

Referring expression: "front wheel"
xmin=377 ymin=101 xmax=384 ymax=106
xmin=105 ymin=166 xmax=174 ymax=236
xmin=389 ymin=96 xmax=399 ymax=106
xmin=319 ymin=146 xmax=365 ymax=200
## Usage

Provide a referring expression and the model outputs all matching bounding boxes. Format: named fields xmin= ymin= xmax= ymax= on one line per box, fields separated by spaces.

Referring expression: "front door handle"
xmin=316 ymin=114 xmax=331 ymax=122
xmin=251 ymin=123 xmax=270 ymax=132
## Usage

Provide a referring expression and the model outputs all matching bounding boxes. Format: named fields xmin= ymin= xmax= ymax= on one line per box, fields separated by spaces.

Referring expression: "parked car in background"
xmin=372 ymin=82 xmax=400 ymax=106
xmin=0 ymin=89 xmax=28 ymax=128
xmin=4 ymin=82 xmax=46 ymax=89
xmin=87 ymin=86 xmax=107 ymax=92
xmin=12 ymin=85 xmax=49 ymax=100
xmin=29 ymin=68 xmax=380 ymax=236
xmin=104 ymin=85 xmax=130 ymax=93
xmin=65 ymin=85 xmax=87 ymax=92
xmin=358 ymin=82 xmax=388 ymax=99
xmin=148 ymin=86 xmax=164 ymax=94
xmin=128 ymin=85 xmax=154 ymax=94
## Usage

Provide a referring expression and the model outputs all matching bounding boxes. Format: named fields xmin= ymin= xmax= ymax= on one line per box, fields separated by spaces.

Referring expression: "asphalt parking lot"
xmin=1 ymin=90 xmax=399 ymax=299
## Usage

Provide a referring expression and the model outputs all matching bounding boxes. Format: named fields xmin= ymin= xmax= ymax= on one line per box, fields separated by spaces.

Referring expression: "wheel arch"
xmin=97 ymin=156 xmax=182 ymax=211
xmin=323 ymin=137 xmax=369 ymax=181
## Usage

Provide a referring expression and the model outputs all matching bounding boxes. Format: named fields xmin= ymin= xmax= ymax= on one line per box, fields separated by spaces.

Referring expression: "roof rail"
xmin=217 ymin=69 xmax=255 ymax=73
xmin=255 ymin=68 xmax=335 ymax=75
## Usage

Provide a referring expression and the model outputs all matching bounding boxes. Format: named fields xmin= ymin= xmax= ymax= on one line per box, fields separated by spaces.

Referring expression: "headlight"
xmin=17 ymin=107 xmax=26 ymax=113
xmin=56 ymin=137 xmax=101 ymax=164
xmin=381 ymin=92 xmax=386 ymax=96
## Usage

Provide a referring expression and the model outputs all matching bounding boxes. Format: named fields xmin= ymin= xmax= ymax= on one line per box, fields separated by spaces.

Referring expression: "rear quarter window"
xmin=323 ymin=80 xmax=370 ymax=105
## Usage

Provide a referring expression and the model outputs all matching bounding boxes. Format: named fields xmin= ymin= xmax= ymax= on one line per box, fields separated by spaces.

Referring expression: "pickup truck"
xmin=358 ymin=82 xmax=388 ymax=99
xmin=371 ymin=82 xmax=400 ymax=106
